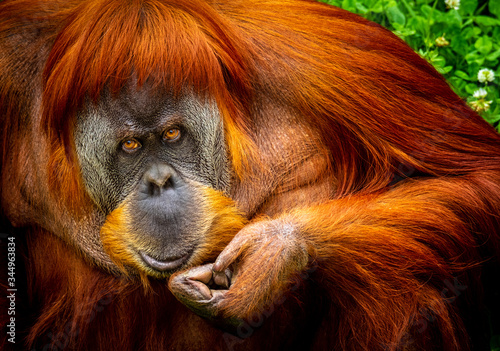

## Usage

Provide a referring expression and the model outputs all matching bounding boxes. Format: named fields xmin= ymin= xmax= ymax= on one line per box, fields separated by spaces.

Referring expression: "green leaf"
xmin=369 ymin=1 xmax=384 ymax=13
xmin=444 ymin=9 xmax=462 ymax=26
xmin=407 ymin=16 xmax=428 ymax=36
xmin=466 ymin=62 xmax=481 ymax=77
xmin=441 ymin=66 xmax=453 ymax=74
xmin=474 ymin=36 xmax=493 ymax=54
xmin=484 ymin=114 xmax=500 ymax=126
xmin=462 ymin=26 xmax=482 ymax=39
xmin=386 ymin=5 xmax=406 ymax=26
xmin=449 ymin=77 xmax=467 ymax=91
xmin=432 ymin=56 xmax=446 ymax=66
xmin=465 ymin=83 xmax=479 ymax=94
xmin=341 ymin=0 xmax=356 ymax=11
xmin=428 ymin=51 xmax=446 ymax=68
xmin=459 ymin=0 xmax=478 ymax=16
xmin=465 ymin=50 xmax=485 ymax=65
xmin=427 ymin=50 xmax=439 ymax=60
xmin=421 ymin=5 xmax=444 ymax=22
xmin=450 ymin=35 xmax=468 ymax=55
xmin=392 ymin=23 xmax=415 ymax=39
xmin=462 ymin=18 xmax=474 ymax=27
xmin=355 ymin=2 xmax=369 ymax=14
xmin=493 ymin=26 xmax=500 ymax=39
xmin=474 ymin=16 xmax=500 ymax=27
xmin=454 ymin=70 xmax=471 ymax=80
xmin=421 ymin=5 xmax=435 ymax=20
xmin=489 ymin=1 xmax=500 ymax=19
xmin=487 ymin=49 xmax=500 ymax=61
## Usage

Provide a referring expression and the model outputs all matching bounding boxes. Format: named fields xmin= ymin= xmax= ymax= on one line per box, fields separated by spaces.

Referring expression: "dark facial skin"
xmin=74 ymin=85 xmax=231 ymax=272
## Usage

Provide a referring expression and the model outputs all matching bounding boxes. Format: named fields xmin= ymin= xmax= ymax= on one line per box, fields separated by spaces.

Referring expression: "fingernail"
xmin=213 ymin=270 xmax=229 ymax=288
xmin=186 ymin=266 xmax=213 ymax=284
xmin=212 ymin=261 xmax=222 ymax=272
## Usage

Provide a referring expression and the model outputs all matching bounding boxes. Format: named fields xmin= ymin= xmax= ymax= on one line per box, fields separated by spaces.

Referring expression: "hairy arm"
xmin=169 ymin=171 xmax=500 ymax=349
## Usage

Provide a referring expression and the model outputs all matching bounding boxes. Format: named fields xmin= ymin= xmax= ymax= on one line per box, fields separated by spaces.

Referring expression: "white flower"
xmin=470 ymin=87 xmax=493 ymax=112
xmin=445 ymin=0 xmax=460 ymax=10
xmin=470 ymin=99 xmax=492 ymax=112
xmin=473 ymin=88 xmax=488 ymax=99
xmin=477 ymin=68 xmax=495 ymax=83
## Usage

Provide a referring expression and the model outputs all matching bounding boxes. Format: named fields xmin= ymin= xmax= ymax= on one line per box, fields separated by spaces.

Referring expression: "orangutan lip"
xmin=139 ymin=251 xmax=190 ymax=272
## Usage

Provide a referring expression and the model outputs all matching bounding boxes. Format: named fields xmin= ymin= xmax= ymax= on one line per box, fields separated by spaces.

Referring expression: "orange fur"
xmin=189 ymin=186 xmax=248 ymax=263
xmin=1 ymin=0 xmax=500 ymax=350
xmin=100 ymin=205 xmax=138 ymax=274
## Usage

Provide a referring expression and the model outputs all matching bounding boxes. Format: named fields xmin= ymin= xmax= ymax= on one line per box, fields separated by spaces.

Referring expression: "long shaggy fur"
xmin=1 ymin=0 xmax=499 ymax=350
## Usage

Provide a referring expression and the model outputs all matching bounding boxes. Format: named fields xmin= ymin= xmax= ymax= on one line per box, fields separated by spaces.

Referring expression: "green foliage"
xmin=320 ymin=0 xmax=500 ymax=131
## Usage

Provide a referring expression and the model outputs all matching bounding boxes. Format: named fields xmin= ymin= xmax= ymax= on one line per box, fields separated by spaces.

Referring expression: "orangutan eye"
xmin=162 ymin=128 xmax=181 ymax=142
xmin=121 ymin=138 xmax=142 ymax=153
